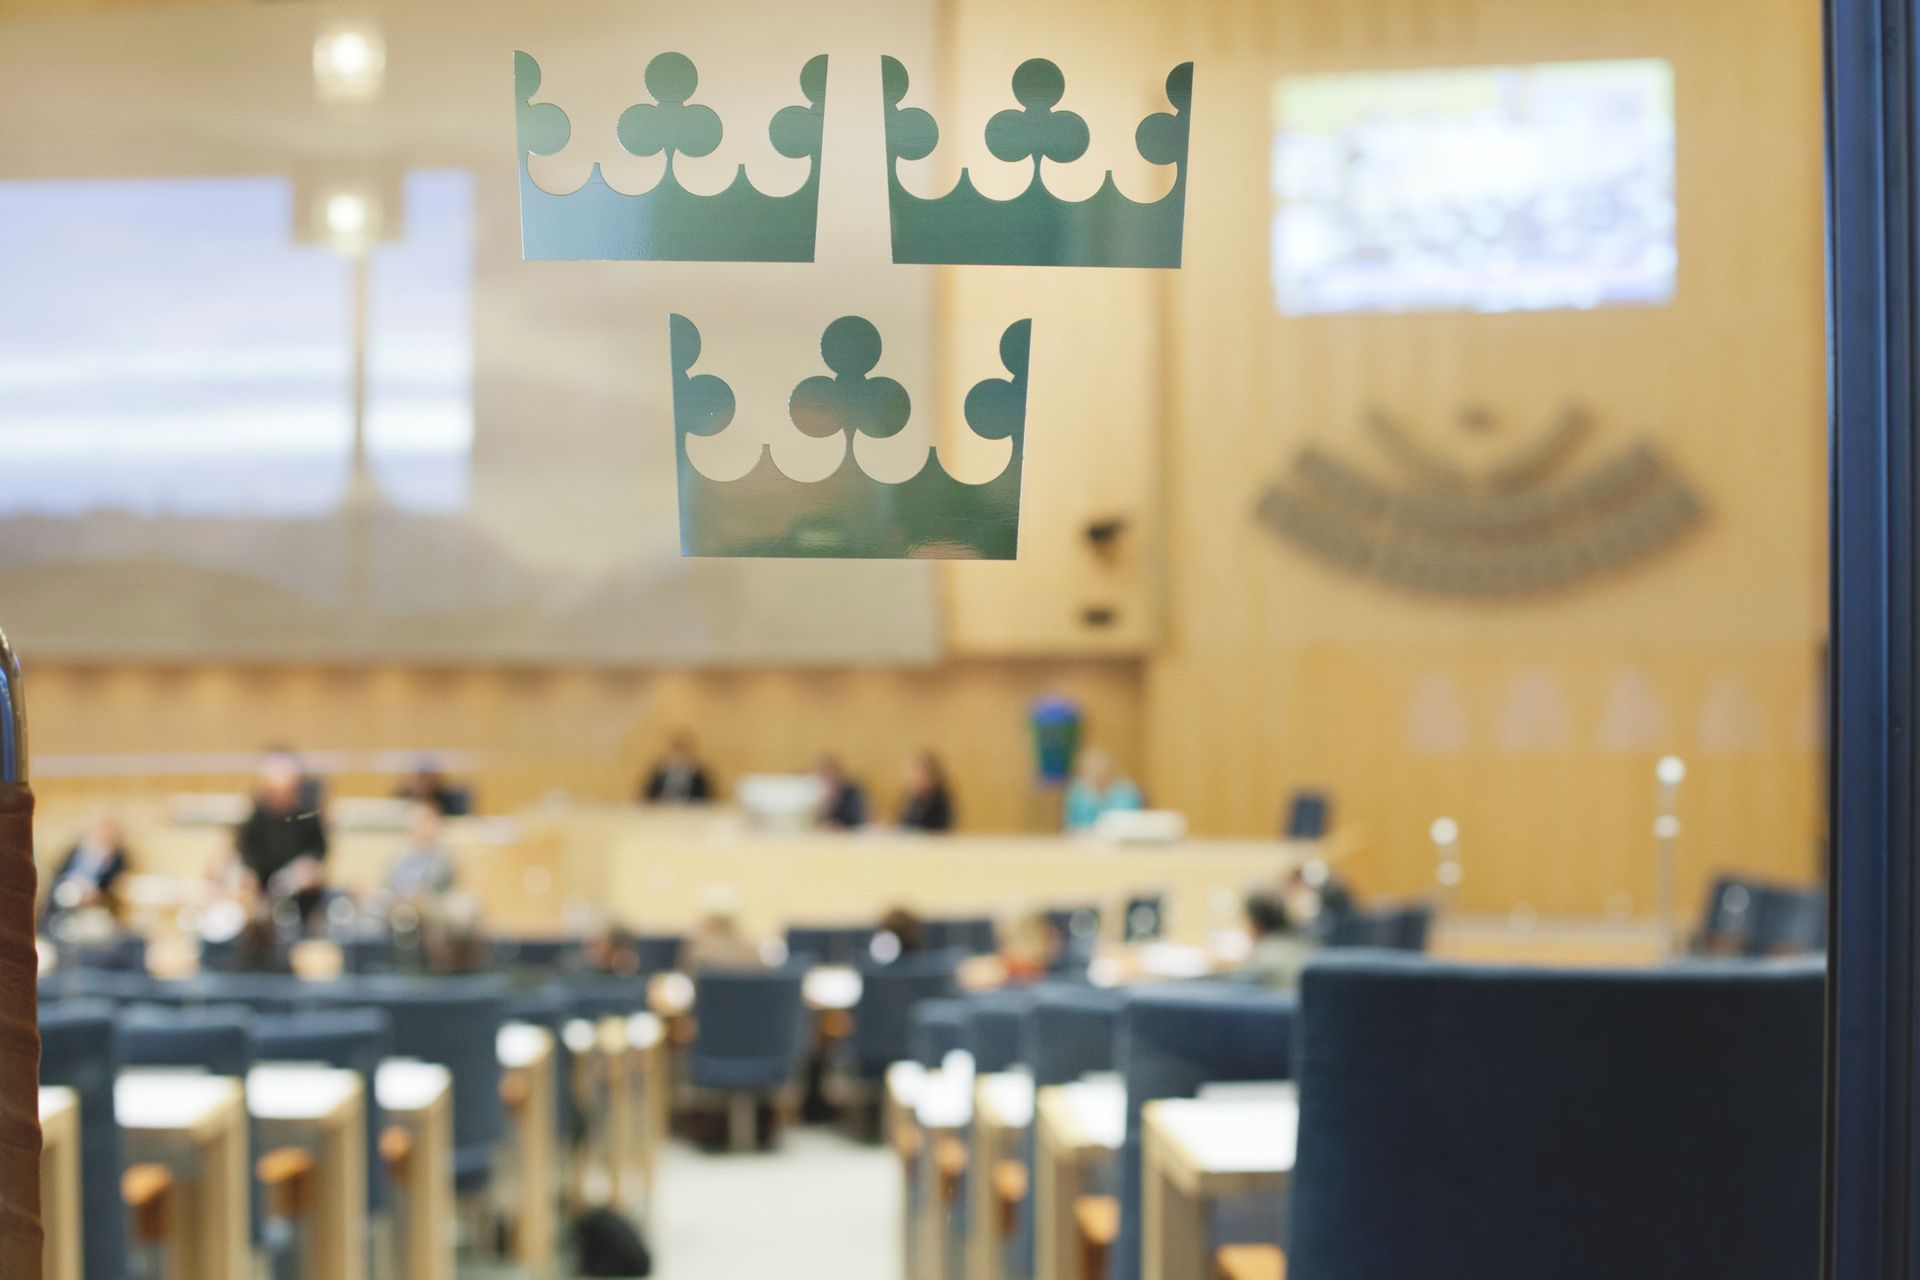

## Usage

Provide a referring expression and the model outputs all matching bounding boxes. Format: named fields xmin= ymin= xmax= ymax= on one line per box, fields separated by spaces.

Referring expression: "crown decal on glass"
xmin=514 ymin=50 xmax=828 ymax=262
xmin=670 ymin=314 xmax=1032 ymax=559
xmin=881 ymin=56 xmax=1193 ymax=268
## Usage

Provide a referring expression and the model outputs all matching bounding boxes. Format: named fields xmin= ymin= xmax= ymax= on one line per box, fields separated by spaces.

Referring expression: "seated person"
xmin=641 ymin=730 xmax=715 ymax=804
xmin=681 ymin=887 xmax=765 ymax=972
xmin=386 ymin=802 xmax=457 ymax=901
xmin=39 ymin=812 xmax=130 ymax=932
xmin=396 ymin=759 xmax=466 ymax=815
xmin=896 ymin=750 xmax=954 ymax=832
xmin=815 ymin=755 xmax=868 ymax=829
xmin=1062 ymin=748 xmax=1144 ymax=831
xmin=1237 ymin=890 xmax=1314 ymax=990
xmin=874 ymin=906 xmax=928 ymax=962
xmin=236 ymin=749 xmax=330 ymax=925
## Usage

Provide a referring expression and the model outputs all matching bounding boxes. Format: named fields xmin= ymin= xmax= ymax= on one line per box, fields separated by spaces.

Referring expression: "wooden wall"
xmin=7 ymin=0 xmax=1829 ymax=917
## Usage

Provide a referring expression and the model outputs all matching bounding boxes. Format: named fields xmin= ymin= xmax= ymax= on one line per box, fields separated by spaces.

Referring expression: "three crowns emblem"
xmin=514 ymin=51 xmax=1194 ymax=558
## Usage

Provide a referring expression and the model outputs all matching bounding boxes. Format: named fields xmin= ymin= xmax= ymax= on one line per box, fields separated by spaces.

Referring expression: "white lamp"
xmin=313 ymin=29 xmax=387 ymax=102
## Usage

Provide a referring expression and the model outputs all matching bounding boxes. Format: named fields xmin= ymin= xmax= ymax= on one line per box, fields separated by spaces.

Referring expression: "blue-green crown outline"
xmin=515 ymin=50 xmax=828 ymax=262
xmin=882 ymin=56 xmax=1192 ymax=268
xmin=670 ymin=314 xmax=1033 ymax=559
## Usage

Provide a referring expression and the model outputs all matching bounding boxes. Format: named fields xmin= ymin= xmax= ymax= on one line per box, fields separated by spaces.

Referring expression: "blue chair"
xmin=337 ymin=932 xmax=399 ymax=975
xmin=1113 ymin=983 xmax=1297 ymax=1280
xmin=558 ymin=973 xmax=653 ymax=1022
xmin=924 ymin=916 xmax=999 ymax=955
xmin=495 ymin=935 xmax=585 ymax=971
xmin=253 ymin=1009 xmax=395 ymax=1216
xmin=845 ymin=950 xmax=962 ymax=1080
xmin=910 ymin=997 xmax=970 ymax=1068
xmin=38 ymin=967 xmax=154 ymax=1005
xmin=1044 ymin=906 xmax=1103 ymax=973
xmin=1013 ymin=986 xmax=1125 ymax=1278
xmin=323 ymin=976 xmax=508 ymax=1193
xmin=39 ymin=1002 xmax=125 ymax=1280
xmin=964 ymin=988 xmax=1036 ymax=1074
xmin=117 ymin=1004 xmax=254 ymax=1076
xmin=1286 ymin=955 xmax=1823 ymax=1280
xmin=634 ymin=933 xmax=685 ymax=973
xmin=1285 ymin=791 xmax=1331 ymax=839
xmin=56 ymin=934 xmax=148 ymax=972
xmin=689 ymin=965 xmax=811 ymax=1150
xmin=787 ymin=924 xmax=879 ymax=966
xmin=1750 ymin=888 xmax=1826 ymax=954
xmin=1122 ymin=895 xmax=1166 ymax=943
xmin=145 ymin=972 xmax=326 ymax=1013
xmin=1326 ymin=902 xmax=1432 ymax=951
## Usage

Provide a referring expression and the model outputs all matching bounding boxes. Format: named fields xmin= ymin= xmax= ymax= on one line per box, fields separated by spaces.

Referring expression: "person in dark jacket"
xmin=815 ymin=755 xmax=868 ymax=829
xmin=236 ymin=750 xmax=329 ymax=925
xmin=40 ymin=813 xmax=130 ymax=929
xmin=641 ymin=731 xmax=715 ymax=804
xmin=896 ymin=750 xmax=954 ymax=832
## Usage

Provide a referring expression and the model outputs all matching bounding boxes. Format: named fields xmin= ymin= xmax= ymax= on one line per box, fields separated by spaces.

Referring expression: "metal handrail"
xmin=0 ymin=627 xmax=23 ymax=785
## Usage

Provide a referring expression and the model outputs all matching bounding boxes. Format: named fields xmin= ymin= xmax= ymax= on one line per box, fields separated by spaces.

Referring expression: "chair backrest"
xmin=1044 ymin=906 xmax=1103 ymax=972
xmin=1121 ymin=895 xmax=1166 ymax=943
xmin=786 ymin=924 xmax=879 ymax=967
xmin=1327 ymin=902 xmax=1432 ymax=951
xmin=689 ymin=966 xmax=810 ymax=1090
xmin=38 ymin=968 xmax=154 ymax=1005
xmin=253 ymin=1008 xmax=395 ymax=1212
xmin=148 ymin=972 xmax=329 ymax=1014
xmin=1748 ymin=886 xmax=1827 ymax=955
xmin=323 ymin=976 xmax=508 ymax=1191
xmin=1113 ymin=983 xmax=1298 ymax=1280
xmin=923 ymin=915 xmax=998 ymax=955
xmin=1024 ymin=984 xmax=1124 ymax=1086
xmin=559 ymin=973 xmax=653 ymax=1022
xmin=56 ymin=934 xmax=147 ymax=973
xmin=1287 ymin=954 xmax=1823 ymax=1280
xmin=963 ymin=988 xmax=1036 ymax=1074
xmin=910 ymin=996 xmax=971 ymax=1068
xmin=39 ymin=1002 xmax=125 ymax=1280
xmin=634 ymin=933 xmax=685 ymax=973
xmin=117 ymin=1004 xmax=255 ymax=1076
xmin=849 ymin=950 xmax=962 ymax=1076
xmin=1285 ymin=790 xmax=1331 ymax=838
xmin=495 ymin=936 xmax=585 ymax=972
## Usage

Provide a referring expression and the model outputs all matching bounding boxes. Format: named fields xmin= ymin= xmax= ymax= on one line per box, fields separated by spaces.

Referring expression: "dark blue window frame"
xmin=1828 ymin=0 xmax=1920 ymax=1273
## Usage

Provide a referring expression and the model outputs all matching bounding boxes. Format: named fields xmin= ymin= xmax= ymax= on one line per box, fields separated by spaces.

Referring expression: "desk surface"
xmin=976 ymin=1072 xmax=1035 ymax=1130
xmin=247 ymin=1065 xmax=361 ymax=1123
xmin=375 ymin=1061 xmax=452 ymax=1114
xmin=1041 ymin=1078 xmax=1126 ymax=1154
xmin=915 ymin=1064 xmax=975 ymax=1131
xmin=497 ymin=1022 xmax=553 ymax=1071
xmin=804 ymin=965 xmax=863 ymax=1011
xmin=39 ymin=1085 xmax=76 ymax=1125
xmin=1146 ymin=1097 xmax=1298 ymax=1186
xmin=117 ymin=1072 xmax=243 ymax=1138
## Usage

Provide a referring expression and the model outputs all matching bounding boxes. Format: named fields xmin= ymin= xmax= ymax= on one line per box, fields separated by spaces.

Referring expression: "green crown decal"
xmin=882 ymin=56 xmax=1192 ymax=268
xmin=670 ymin=314 xmax=1033 ymax=559
xmin=515 ymin=51 xmax=828 ymax=262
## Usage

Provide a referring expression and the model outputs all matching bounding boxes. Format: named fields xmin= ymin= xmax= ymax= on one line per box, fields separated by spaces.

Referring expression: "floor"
xmin=649 ymin=1128 xmax=899 ymax=1279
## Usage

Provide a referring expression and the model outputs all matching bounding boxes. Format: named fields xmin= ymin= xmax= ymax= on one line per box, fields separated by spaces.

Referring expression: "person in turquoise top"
xmin=1062 ymin=747 xmax=1145 ymax=831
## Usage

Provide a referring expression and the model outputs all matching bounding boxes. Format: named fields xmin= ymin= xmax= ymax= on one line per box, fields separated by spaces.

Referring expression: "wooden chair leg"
xmin=124 ymin=1162 xmax=176 ymax=1280
xmin=1074 ymin=1195 xmax=1118 ymax=1280
xmin=1214 ymin=1244 xmax=1287 ymax=1280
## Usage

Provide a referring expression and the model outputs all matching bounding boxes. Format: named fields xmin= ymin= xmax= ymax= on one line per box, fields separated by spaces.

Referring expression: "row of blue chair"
xmin=896 ymin=951 xmax=1822 ymax=1280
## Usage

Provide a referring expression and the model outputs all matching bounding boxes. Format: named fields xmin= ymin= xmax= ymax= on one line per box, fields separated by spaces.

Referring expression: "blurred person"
xmin=874 ymin=906 xmax=928 ymax=961
xmin=1000 ymin=910 xmax=1059 ymax=983
xmin=386 ymin=802 xmax=457 ymax=902
xmin=896 ymin=750 xmax=954 ymax=832
xmin=396 ymin=759 xmax=464 ymax=815
xmin=815 ymin=755 xmax=868 ymax=829
xmin=39 ymin=812 xmax=130 ymax=931
xmin=236 ymin=748 xmax=329 ymax=926
xmin=423 ymin=891 xmax=491 ymax=974
xmin=680 ymin=886 xmax=764 ymax=972
xmin=1062 ymin=747 xmax=1144 ymax=831
xmin=1238 ymin=890 xmax=1314 ymax=990
xmin=576 ymin=920 xmax=644 ymax=977
xmin=641 ymin=730 xmax=715 ymax=804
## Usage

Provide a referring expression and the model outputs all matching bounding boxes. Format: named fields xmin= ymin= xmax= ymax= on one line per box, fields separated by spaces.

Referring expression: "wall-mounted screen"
xmin=1272 ymin=59 xmax=1676 ymax=315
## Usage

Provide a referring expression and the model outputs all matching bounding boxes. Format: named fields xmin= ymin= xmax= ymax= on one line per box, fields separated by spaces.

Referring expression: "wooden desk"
xmin=1140 ymin=1097 xmax=1297 ymax=1280
xmin=247 ymin=1066 xmax=367 ymax=1280
xmin=970 ymin=1071 xmax=1035 ymax=1280
xmin=1034 ymin=1079 xmax=1125 ymax=1280
xmin=375 ymin=1061 xmax=454 ymax=1280
xmin=886 ymin=1063 xmax=927 ymax=1280
xmin=625 ymin=1013 xmax=667 ymax=1217
xmin=116 ymin=1072 xmax=250 ymax=1280
xmin=39 ymin=1087 xmax=80 ymax=1280
xmin=498 ymin=1022 xmax=558 ymax=1277
xmin=914 ymin=1064 xmax=974 ymax=1280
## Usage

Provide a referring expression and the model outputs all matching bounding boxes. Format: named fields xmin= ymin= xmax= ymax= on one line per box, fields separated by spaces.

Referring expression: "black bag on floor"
xmin=574 ymin=1207 xmax=654 ymax=1277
